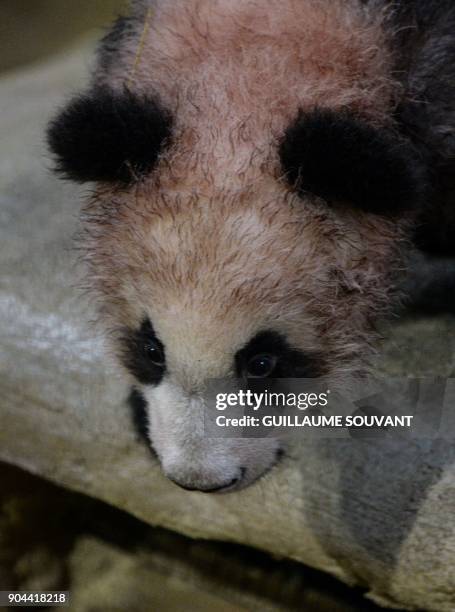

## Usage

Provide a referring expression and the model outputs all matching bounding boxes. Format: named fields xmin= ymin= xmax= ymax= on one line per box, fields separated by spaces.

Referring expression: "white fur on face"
xmin=142 ymin=380 xmax=280 ymax=492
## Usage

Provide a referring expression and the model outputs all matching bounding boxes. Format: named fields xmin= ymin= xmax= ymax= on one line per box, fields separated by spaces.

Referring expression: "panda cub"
xmin=48 ymin=0 xmax=455 ymax=492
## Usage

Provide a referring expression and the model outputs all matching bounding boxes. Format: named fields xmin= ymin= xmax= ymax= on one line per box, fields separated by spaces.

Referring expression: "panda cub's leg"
xmin=400 ymin=251 xmax=455 ymax=315
xmin=394 ymin=1 xmax=455 ymax=256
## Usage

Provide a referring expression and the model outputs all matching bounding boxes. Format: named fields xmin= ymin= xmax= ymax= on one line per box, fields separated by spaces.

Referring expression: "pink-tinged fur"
xmin=84 ymin=0 xmax=409 ymax=380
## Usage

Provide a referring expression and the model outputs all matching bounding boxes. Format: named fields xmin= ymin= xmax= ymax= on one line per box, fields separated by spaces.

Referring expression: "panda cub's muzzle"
xmin=123 ymin=322 xmax=320 ymax=493
xmin=128 ymin=383 xmax=283 ymax=493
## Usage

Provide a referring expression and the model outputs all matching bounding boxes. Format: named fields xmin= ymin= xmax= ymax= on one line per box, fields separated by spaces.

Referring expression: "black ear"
xmin=279 ymin=109 xmax=427 ymax=215
xmin=47 ymin=87 xmax=172 ymax=184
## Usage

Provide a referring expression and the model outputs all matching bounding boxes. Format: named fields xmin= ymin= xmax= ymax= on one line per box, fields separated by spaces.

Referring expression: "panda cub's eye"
xmin=235 ymin=330 xmax=325 ymax=380
xmin=144 ymin=339 xmax=165 ymax=367
xmin=121 ymin=318 xmax=166 ymax=385
xmin=246 ymin=354 xmax=278 ymax=378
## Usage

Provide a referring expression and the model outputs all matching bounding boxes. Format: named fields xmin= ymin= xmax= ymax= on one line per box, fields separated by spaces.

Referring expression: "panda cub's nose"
xmin=168 ymin=469 xmax=246 ymax=493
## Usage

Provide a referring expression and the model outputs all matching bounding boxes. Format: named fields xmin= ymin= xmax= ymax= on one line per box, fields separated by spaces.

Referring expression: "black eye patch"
xmin=120 ymin=318 xmax=166 ymax=385
xmin=47 ymin=87 xmax=172 ymax=184
xmin=127 ymin=388 xmax=158 ymax=458
xmin=127 ymin=387 xmax=150 ymax=445
xmin=235 ymin=330 xmax=325 ymax=379
xmin=279 ymin=109 xmax=427 ymax=215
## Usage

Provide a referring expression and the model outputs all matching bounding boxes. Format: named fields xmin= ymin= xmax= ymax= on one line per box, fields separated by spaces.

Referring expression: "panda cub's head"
xmin=47 ymin=0 xmax=426 ymax=492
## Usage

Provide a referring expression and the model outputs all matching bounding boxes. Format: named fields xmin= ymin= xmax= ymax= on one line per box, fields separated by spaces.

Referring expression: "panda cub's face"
xmin=110 ymin=195 xmax=334 ymax=492
xmin=59 ymin=154 xmax=412 ymax=493
xmin=47 ymin=86 xmax=421 ymax=492
xmin=47 ymin=0 xmax=426 ymax=492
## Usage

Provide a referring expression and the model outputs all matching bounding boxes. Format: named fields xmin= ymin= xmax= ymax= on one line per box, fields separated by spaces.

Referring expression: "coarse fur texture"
xmin=279 ymin=109 xmax=427 ymax=215
xmin=47 ymin=87 xmax=172 ymax=183
xmin=48 ymin=0 xmax=455 ymax=491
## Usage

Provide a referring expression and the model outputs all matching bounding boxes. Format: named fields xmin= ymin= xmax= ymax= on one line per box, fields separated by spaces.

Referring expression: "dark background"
xmin=0 ymin=0 xmax=124 ymax=74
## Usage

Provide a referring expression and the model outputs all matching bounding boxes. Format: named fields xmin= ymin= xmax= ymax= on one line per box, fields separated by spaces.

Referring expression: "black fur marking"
xmin=96 ymin=2 xmax=151 ymax=76
xmin=280 ymin=109 xmax=427 ymax=215
xmin=400 ymin=253 xmax=455 ymax=315
xmin=96 ymin=15 xmax=133 ymax=76
xmin=47 ymin=87 xmax=172 ymax=184
xmin=120 ymin=318 xmax=166 ymax=386
xmin=235 ymin=330 xmax=324 ymax=379
xmin=127 ymin=387 xmax=151 ymax=445
xmin=388 ymin=0 xmax=455 ymax=254
xmin=413 ymin=166 xmax=455 ymax=256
